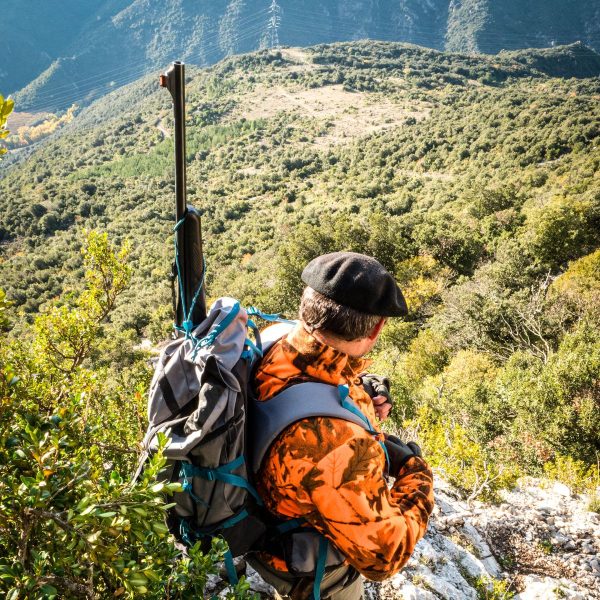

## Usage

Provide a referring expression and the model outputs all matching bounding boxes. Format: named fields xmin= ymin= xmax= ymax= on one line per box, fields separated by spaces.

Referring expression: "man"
xmin=249 ymin=252 xmax=435 ymax=599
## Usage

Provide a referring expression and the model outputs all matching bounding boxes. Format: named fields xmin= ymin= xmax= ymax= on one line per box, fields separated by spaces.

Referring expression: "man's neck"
xmin=307 ymin=326 xmax=371 ymax=358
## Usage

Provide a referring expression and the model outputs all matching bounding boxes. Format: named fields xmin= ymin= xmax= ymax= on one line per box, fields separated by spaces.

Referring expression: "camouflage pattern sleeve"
xmin=260 ymin=417 xmax=434 ymax=581
xmin=304 ymin=430 xmax=434 ymax=580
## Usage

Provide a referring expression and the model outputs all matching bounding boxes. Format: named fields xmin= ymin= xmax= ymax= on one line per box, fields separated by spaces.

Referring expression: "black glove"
xmin=383 ymin=434 xmax=422 ymax=477
xmin=360 ymin=374 xmax=392 ymax=405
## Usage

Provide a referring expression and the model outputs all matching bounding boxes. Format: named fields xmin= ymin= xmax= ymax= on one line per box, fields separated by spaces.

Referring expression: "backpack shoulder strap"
xmin=250 ymin=382 xmax=375 ymax=473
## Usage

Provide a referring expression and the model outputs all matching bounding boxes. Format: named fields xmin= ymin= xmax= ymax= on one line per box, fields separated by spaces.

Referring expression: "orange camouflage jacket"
xmin=254 ymin=323 xmax=434 ymax=581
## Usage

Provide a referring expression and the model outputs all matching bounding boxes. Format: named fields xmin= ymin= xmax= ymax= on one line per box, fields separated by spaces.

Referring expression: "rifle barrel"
xmin=161 ymin=62 xmax=207 ymax=328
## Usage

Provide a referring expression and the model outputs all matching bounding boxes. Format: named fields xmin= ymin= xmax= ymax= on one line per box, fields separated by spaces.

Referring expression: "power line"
xmin=20 ymin=9 xmax=272 ymax=113
xmin=30 ymin=12 xmax=268 ymax=103
xmin=16 ymin=5 xmax=600 ymax=115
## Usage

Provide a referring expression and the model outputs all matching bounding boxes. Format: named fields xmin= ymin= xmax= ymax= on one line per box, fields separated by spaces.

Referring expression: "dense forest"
xmin=1 ymin=41 xmax=599 ymax=597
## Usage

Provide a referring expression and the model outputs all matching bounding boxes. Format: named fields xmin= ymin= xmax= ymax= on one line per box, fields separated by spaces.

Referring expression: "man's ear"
xmin=368 ymin=318 xmax=386 ymax=341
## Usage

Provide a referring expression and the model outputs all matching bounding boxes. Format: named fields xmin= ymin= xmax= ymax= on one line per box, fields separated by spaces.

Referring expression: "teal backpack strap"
xmin=337 ymin=384 xmax=390 ymax=466
xmin=311 ymin=536 xmax=329 ymax=600
xmin=223 ymin=548 xmax=238 ymax=585
xmin=180 ymin=456 xmax=263 ymax=505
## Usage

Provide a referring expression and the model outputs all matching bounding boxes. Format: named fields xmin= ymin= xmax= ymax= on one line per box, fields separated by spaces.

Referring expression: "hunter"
xmin=249 ymin=252 xmax=435 ymax=599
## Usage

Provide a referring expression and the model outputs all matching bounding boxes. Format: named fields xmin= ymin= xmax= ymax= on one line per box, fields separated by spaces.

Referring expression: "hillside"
xmin=500 ymin=42 xmax=600 ymax=79
xmin=1 ymin=41 xmax=598 ymax=316
xmin=445 ymin=0 xmax=600 ymax=54
xmin=2 ymin=37 xmax=599 ymax=440
xmin=3 ymin=0 xmax=599 ymax=112
xmin=1 ymin=40 xmax=599 ymax=598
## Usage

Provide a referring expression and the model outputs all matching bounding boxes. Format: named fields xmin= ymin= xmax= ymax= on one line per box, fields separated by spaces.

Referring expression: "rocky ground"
xmin=235 ymin=477 xmax=600 ymax=599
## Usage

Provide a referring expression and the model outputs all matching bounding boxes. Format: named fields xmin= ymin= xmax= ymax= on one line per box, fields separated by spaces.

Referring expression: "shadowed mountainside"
xmin=3 ymin=0 xmax=600 ymax=111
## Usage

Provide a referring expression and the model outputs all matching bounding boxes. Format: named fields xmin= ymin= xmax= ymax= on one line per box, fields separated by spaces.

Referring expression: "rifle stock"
xmin=160 ymin=62 xmax=207 ymax=330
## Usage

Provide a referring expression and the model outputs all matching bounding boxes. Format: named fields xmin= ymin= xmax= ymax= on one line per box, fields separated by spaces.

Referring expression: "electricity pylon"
xmin=267 ymin=0 xmax=282 ymax=48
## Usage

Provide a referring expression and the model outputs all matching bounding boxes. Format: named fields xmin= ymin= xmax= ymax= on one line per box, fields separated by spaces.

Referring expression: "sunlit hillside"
xmin=1 ymin=40 xmax=599 ymax=599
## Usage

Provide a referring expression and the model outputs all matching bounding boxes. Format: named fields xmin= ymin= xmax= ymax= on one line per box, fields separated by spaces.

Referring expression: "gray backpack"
xmin=140 ymin=297 xmax=382 ymax=595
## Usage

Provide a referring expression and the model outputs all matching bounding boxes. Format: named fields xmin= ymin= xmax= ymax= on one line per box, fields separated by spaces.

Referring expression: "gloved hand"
xmin=383 ymin=434 xmax=422 ymax=477
xmin=360 ymin=374 xmax=392 ymax=421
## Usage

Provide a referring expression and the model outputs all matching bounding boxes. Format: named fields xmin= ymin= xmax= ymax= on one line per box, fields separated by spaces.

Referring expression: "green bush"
xmin=0 ymin=233 xmax=256 ymax=599
xmin=406 ymin=405 xmax=521 ymax=502
xmin=543 ymin=454 xmax=599 ymax=495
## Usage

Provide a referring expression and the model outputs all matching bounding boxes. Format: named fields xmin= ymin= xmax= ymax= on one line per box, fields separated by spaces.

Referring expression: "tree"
xmin=0 ymin=94 xmax=14 ymax=158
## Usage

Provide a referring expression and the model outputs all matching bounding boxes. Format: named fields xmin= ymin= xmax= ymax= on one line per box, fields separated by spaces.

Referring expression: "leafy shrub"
xmin=0 ymin=94 xmax=13 ymax=158
xmin=525 ymin=197 xmax=600 ymax=271
xmin=0 ymin=233 xmax=256 ymax=599
xmin=543 ymin=454 xmax=599 ymax=495
xmin=406 ymin=405 xmax=521 ymax=502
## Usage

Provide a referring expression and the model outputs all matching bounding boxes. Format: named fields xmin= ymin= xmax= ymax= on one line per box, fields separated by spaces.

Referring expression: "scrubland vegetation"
xmin=1 ymin=41 xmax=599 ymax=596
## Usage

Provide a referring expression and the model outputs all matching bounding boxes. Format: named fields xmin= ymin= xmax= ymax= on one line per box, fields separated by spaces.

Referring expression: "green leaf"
xmin=40 ymin=584 xmax=58 ymax=598
xmin=143 ymin=569 xmax=161 ymax=582
xmin=164 ymin=482 xmax=182 ymax=493
xmin=128 ymin=573 xmax=148 ymax=586
xmin=80 ymin=504 xmax=97 ymax=516
xmin=151 ymin=522 xmax=169 ymax=535
xmin=87 ymin=530 xmax=102 ymax=543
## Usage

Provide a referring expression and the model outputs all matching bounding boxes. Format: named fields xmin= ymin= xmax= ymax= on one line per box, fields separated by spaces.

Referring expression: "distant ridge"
xmin=3 ymin=0 xmax=599 ymax=113
xmin=499 ymin=42 xmax=600 ymax=79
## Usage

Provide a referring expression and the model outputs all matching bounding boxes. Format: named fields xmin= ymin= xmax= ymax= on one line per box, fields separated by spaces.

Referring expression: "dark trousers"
xmin=248 ymin=556 xmax=364 ymax=599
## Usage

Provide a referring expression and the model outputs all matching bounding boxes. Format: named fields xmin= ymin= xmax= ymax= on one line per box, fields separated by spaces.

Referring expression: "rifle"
xmin=160 ymin=62 xmax=207 ymax=333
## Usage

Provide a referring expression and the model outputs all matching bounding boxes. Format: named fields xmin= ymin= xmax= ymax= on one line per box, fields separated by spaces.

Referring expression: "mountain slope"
xmin=4 ymin=0 xmax=599 ymax=112
xmin=1 ymin=41 xmax=599 ymax=565
xmin=1 ymin=41 xmax=598 ymax=319
xmin=446 ymin=0 xmax=600 ymax=55
xmin=500 ymin=42 xmax=600 ymax=79
xmin=0 ymin=0 xmax=129 ymax=94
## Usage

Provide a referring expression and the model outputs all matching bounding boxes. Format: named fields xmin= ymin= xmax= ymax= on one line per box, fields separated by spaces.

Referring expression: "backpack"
xmin=139 ymin=297 xmax=386 ymax=596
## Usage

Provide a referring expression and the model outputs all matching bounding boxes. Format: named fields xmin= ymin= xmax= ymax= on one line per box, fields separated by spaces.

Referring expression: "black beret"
xmin=301 ymin=252 xmax=408 ymax=317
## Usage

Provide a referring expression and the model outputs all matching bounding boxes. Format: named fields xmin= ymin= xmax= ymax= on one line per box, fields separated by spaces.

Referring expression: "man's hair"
xmin=299 ymin=287 xmax=382 ymax=341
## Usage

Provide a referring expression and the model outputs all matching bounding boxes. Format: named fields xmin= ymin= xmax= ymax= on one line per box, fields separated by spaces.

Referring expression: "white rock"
xmin=551 ymin=533 xmax=570 ymax=546
xmin=373 ymin=580 xmax=438 ymax=600
xmin=246 ymin=564 xmax=278 ymax=596
xmin=552 ymin=482 xmax=572 ymax=497
xmin=565 ymin=540 xmax=577 ymax=550
xmin=514 ymin=575 xmax=586 ymax=600
xmin=418 ymin=570 xmax=478 ymax=600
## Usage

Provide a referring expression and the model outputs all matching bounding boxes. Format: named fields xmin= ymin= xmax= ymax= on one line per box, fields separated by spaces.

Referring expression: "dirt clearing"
xmin=235 ymin=84 xmax=429 ymax=147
